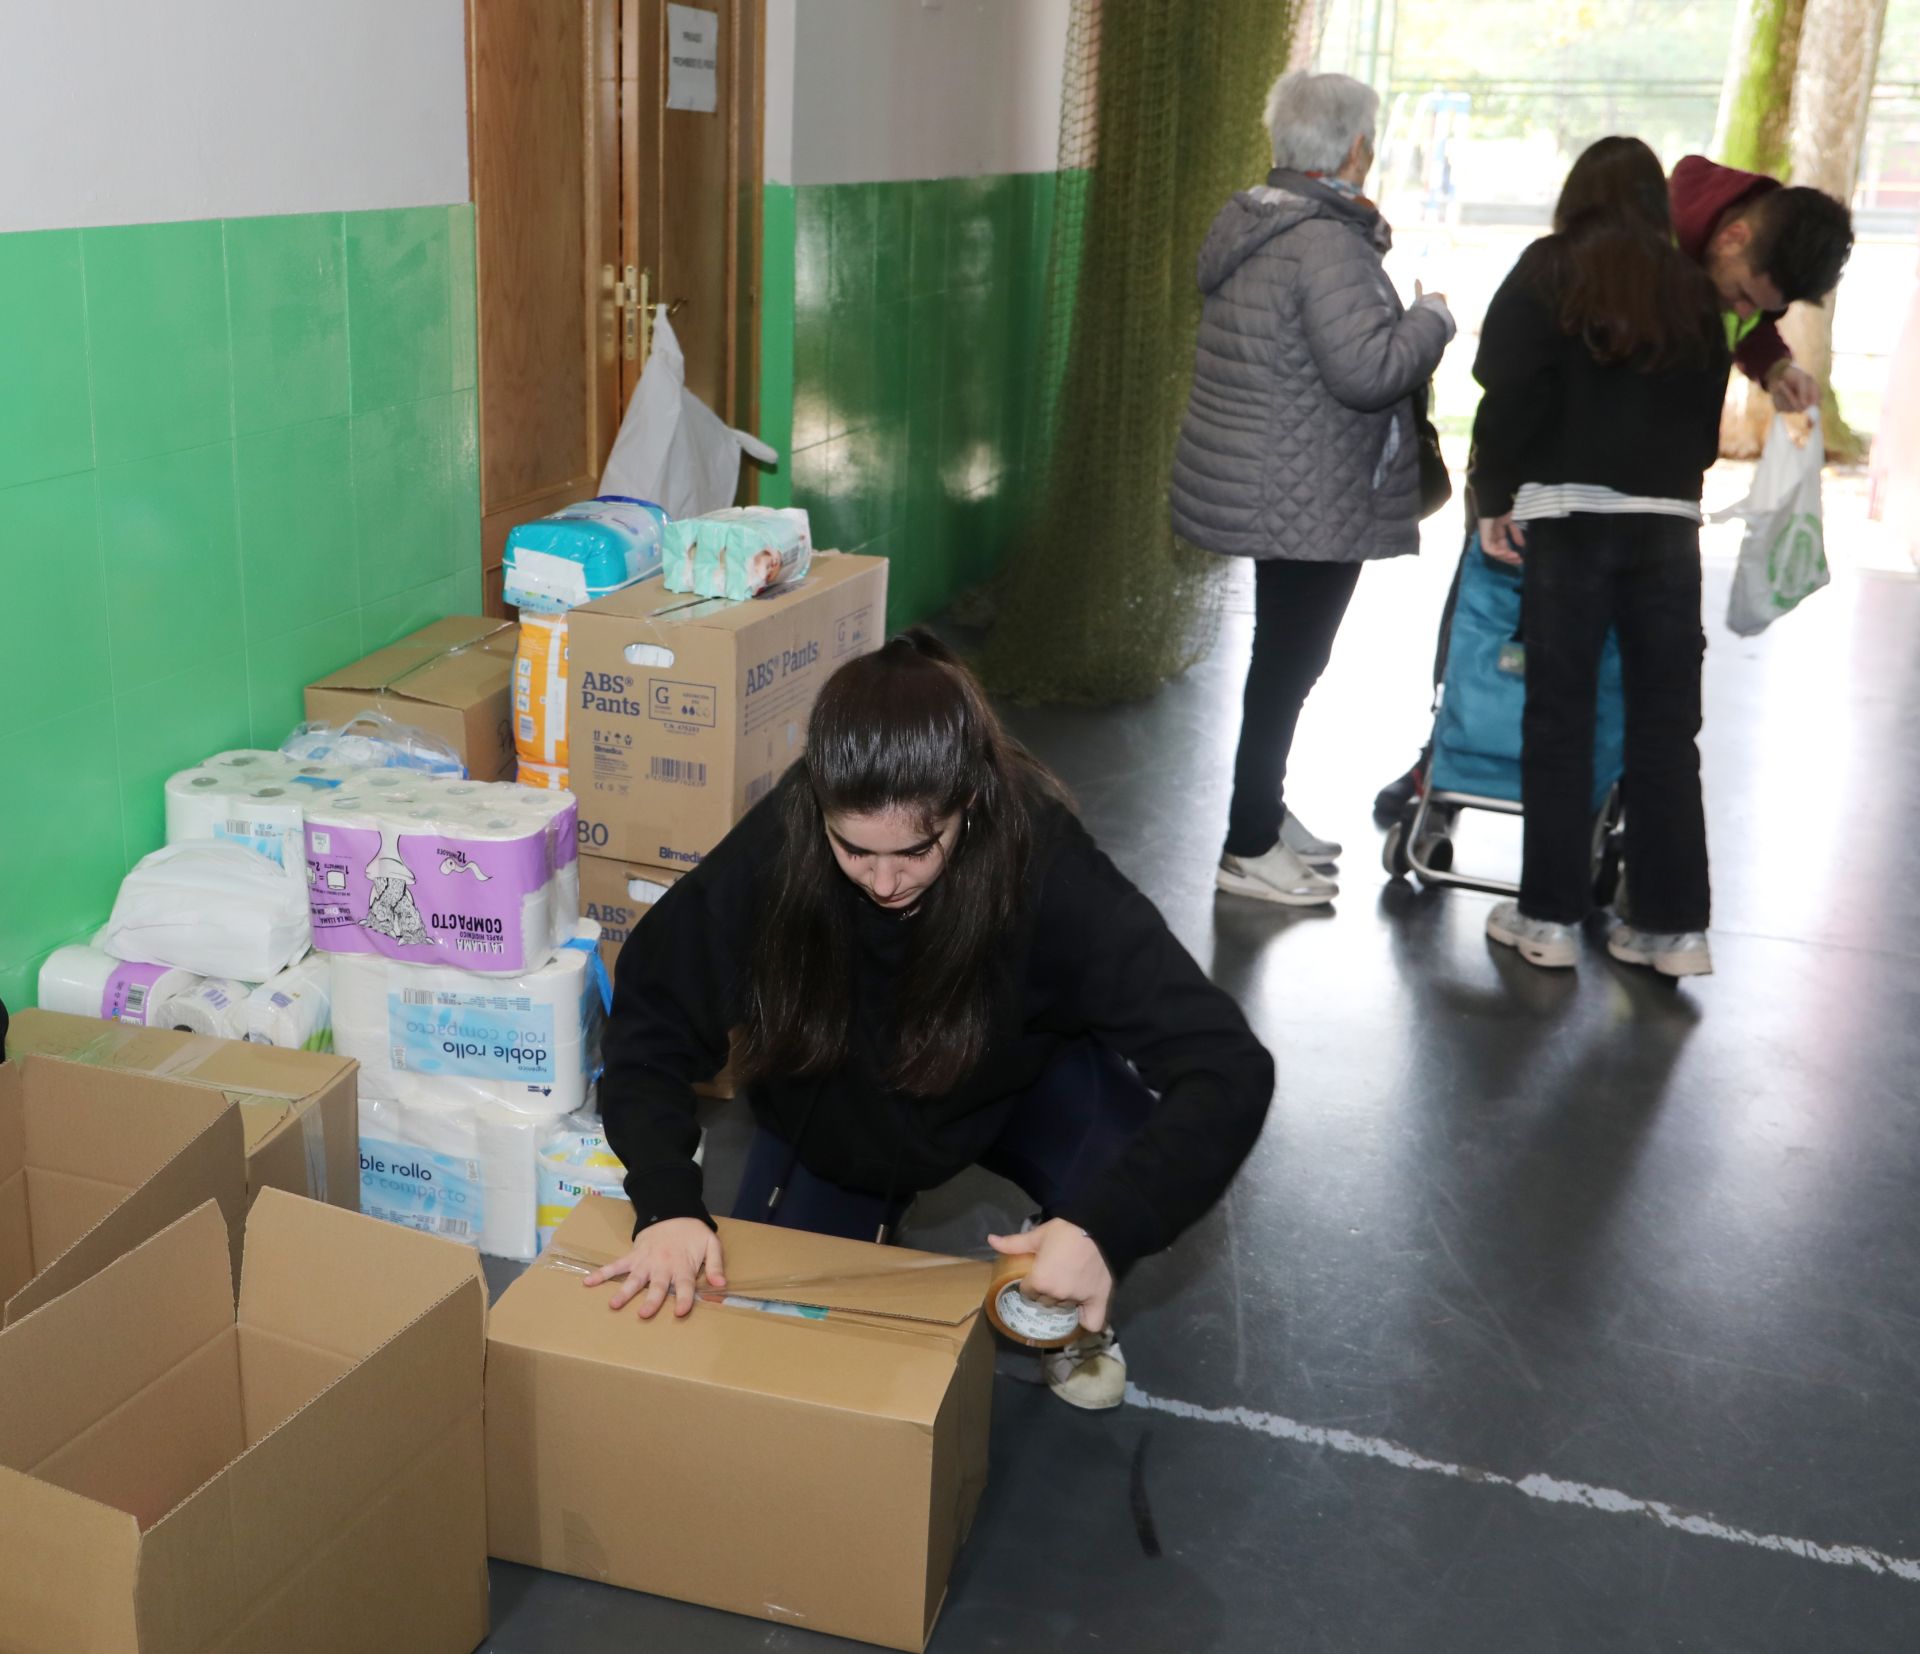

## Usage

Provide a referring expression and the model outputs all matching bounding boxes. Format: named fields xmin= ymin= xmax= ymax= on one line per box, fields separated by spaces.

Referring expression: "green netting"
xmin=980 ymin=0 xmax=1300 ymax=704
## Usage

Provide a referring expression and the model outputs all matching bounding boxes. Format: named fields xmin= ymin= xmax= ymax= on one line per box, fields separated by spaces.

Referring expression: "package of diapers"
xmin=304 ymin=773 xmax=578 ymax=975
xmin=513 ymin=610 xmax=569 ymax=768
xmin=661 ymin=506 xmax=813 ymax=601
xmin=106 ymin=841 xmax=312 ymax=982
xmin=331 ymin=919 xmax=608 ymax=1115
xmin=503 ymin=495 xmax=667 ymax=614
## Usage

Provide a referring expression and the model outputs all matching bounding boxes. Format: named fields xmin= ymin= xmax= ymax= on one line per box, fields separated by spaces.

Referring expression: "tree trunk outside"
xmin=1780 ymin=0 xmax=1890 ymax=462
xmin=1714 ymin=0 xmax=1808 ymax=457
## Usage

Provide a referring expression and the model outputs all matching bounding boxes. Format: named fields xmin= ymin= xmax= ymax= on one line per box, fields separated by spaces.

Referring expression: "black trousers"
xmin=1225 ymin=558 xmax=1363 ymax=858
xmin=1518 ymin=514 xmax=1710 ymax=932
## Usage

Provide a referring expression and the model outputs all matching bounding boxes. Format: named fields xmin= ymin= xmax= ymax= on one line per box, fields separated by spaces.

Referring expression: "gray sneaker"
xmin=1279 ymin=810 xmax=1341 ymax=866
xmin=1486 ymin=900 xmax=1578 ymax=968
xmin=1217 ymin=843 xmax=1338 ymax=907
xmin=1607 ymin=923 xmax=1713 ymax=977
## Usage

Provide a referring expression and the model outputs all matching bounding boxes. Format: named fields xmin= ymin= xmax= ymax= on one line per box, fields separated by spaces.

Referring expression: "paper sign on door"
xmin=666 ymin=4 xmax=719 ymax=113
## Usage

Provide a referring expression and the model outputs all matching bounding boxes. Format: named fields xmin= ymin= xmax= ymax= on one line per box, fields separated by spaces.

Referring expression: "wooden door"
xmin=467 ymin=0 xmax=762 ymax=616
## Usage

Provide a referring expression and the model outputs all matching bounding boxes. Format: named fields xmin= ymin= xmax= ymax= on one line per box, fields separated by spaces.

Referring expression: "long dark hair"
xmin=737 ymin=628 xmax=1065 ymax=1097
xmin=1540 ymin=136 xmax=1721 ymax=371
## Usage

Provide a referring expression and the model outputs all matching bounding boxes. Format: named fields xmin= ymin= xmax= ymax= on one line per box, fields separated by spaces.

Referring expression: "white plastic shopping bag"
xmin=600 ymin=309 xmax=777 ymax=518
xmin=1713 ymin=410 xmax=1829 ymax=637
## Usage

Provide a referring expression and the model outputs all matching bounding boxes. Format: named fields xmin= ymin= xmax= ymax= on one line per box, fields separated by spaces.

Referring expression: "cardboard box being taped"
xmin=303 ymin=614 xmax=519 ymax=781
xmin=485 ymin=1195 xmax=994 ymax=1652
xmin=567 ymin=552 xmax=886 ymax=868
xmin=0 ymin=1192 xmax=489 ymax=1654
xmin=0 ymin=1056 xmax=249 ymax=1326
xmin=5 ymin=1010 xmax=360 ymax=1215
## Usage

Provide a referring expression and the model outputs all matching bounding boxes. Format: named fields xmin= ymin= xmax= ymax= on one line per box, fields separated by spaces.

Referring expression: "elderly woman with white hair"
xmin=1173 ymin=70 xmax=1455 ymax=907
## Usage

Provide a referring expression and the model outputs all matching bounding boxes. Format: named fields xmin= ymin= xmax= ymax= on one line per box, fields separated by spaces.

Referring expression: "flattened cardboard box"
xmin=0 ymin=1057 xmax=248 ymax=1326
xmin=567 ymin=552 xmax=886 ymax=867
xmin=576 ymin=854 xmax=734 ymax=1097
xmin=486 ymin=1195 xmax=994 ymax=1653
xmin=6 ymin=1009 xmax=360 ymax=1214
xmin=305 ymin=614 xmax=519 ymax=782
xmin=0 ymin=1191 xmax=489 ymax=1654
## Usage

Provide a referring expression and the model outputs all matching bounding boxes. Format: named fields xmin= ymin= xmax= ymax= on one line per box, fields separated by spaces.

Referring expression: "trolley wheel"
xmin=1383 ymin=822 xmax=1411 ymax=879
xmin=1420 ymin=831 xmax=1456 ymax=874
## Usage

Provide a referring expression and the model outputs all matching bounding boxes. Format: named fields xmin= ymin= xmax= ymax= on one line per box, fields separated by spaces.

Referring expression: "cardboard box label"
xmin=388 ymin=988 xmax=559 ymax=1083
xmin=651 ymin=678 xmax=717 ymax=728
xmin=359 ymin=1137 xmax=485 ymax=1245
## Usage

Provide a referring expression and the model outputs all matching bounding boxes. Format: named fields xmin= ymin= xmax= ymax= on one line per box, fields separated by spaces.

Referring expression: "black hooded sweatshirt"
xmin=598 ymin=775 xmax=1274 ymax=1277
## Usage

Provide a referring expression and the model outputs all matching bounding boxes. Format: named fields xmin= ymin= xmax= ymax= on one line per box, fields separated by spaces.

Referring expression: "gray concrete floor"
xmin=480 ymin=528 xmax=1920 ymax=1652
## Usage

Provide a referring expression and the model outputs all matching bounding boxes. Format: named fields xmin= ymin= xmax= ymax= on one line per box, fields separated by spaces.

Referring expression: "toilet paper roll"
xmin=163 ymin=976 xmax=257 ymax=1040
xmin=304 ymin=777 xmax=560 ymax=974
xmin=984 ymin=1254 xmax=1086 ymax=1348
xmin=37 ymin=945 xmax=204 ymax=1027
xmin=244 ymin=954 xmax=334 ymax=1050
xmin=330 ymin=919 xmax=604 ymax=1114
xmin=106 ymin=841 xmax=313 ymax=982
xmin=165 ymin=751 xmax=347 ymax=898
xmin=358 ymin=1086 xmax=543 ymax=1260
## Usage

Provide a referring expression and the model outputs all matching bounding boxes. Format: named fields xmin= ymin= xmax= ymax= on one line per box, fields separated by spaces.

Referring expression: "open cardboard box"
xmin=304 ymin=615 xmax=519 ymax=782
xmin=6 ymin=1010 xmax=359 ymax=1213
xmin=0 ymin=1056 xmax=248 ymax=1327
xmin=485 ymin=1194 xmax=994 ymax=1652
xmin=0 ymin=1191 xmax=489 ymax=1653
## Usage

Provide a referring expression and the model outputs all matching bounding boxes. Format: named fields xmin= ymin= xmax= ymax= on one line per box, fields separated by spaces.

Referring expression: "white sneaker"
xmin=1485 ymin=900 xmax=1578 ymax=968
xmin=1217 ymin=844 xmax=1337 ymax=907
xmin=1279 ymin=810 xmax=1341 ymax=867
xmin=1042 ymin=1327 xmax=1127 ymax=1411
xmin=1608 ymin=923 xmax=1713 ymax=977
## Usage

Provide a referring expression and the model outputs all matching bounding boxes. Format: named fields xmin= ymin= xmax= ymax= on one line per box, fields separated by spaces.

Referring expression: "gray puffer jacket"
xmin=1171 ymin=170 xmax=1453 ymax=563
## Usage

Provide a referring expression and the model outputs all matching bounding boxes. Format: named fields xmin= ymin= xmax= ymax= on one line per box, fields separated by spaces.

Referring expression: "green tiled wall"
xmin=773 ymin=172 xmax=1056 ymax=628
xmin=0 ymin=205 xmax=480 ymax=1012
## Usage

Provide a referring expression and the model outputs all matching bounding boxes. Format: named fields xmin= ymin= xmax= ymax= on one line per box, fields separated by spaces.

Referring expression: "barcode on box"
xmin=649 ymin=757 xmax=708 ymax=787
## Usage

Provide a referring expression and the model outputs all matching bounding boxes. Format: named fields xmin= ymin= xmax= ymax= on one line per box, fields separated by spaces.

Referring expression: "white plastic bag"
xmin=1713 ymin=411 xmax=1829 ymax=637
xmin=600 ymin=309 xmax=777 ymax=518
xmin=280 ymin=711 xmax=465 ymax=776
xmin=106 ymin=842 xmax=312 ymax=982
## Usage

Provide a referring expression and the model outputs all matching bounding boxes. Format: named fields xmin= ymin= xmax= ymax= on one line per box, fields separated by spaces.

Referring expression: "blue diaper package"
xmin=504 ymin=496 xmax=668 ymax=613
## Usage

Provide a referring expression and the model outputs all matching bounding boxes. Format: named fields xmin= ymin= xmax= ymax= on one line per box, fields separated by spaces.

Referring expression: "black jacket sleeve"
xmin=1468 ymin=247 xmax=1562 ymax=519
xmin=598 ymin=821 xmax=762 ymax=1235
xmin=1035 ymin=826 xmax=1275 ymax=1275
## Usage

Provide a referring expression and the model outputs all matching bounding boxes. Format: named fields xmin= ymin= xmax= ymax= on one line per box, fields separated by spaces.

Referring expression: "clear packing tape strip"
xmin=539 ymin=1246 xmax=1085 ymax=1347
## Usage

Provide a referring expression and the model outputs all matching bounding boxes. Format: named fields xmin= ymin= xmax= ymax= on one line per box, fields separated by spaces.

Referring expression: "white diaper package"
xmin=244 ymin=954 xmax=334 ymax=1050
xmin=330 ymin=919 xmax=605 ymax=1114
xmin=164 ymin=750 xmax=351 ymax=900
xmin=358 ymin=1082 xmax=550 ymax=1260
xmin=305 ymin=774 xmax=579 ymax=976
xmin=37 ymin=945 xmax=206 ymax=1028
xmin=536 ymin=1112 xmax=629 ymax=1254
xmin=106 ymin=841 xmax=313 ymax=982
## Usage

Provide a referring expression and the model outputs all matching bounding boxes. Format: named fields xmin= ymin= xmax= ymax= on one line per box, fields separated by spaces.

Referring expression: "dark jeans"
xmin=1225 ymin=558 xmax=1363 ymax=857
xmin=1519 ymin=514 xmax=1709 ymax=931
xmin=730 ymin=1040 xmax=1156 ymax=1243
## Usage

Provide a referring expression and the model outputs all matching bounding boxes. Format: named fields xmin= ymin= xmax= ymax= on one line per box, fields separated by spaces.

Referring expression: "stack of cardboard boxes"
xmin=570 ymin=552 xmax=888 ymax=983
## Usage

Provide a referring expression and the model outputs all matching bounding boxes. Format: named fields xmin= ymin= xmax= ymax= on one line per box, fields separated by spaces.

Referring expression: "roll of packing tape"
xmin=985 ymin=1254 xmax=1085 ymax=1348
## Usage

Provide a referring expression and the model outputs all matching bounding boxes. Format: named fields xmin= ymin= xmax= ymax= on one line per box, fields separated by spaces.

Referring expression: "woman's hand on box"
xmin=987 ymin=1220 xmax=1115 ymax=1335
xmin=583 ymin=1218 xmax=727 ymax=1320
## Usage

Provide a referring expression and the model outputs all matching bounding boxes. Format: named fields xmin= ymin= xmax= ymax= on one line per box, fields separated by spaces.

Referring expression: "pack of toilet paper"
xmin=358 ymin=1083 xmax=550 ymax=1260
xmin=164 ymin=976 xmax=257 ymax=1039
xmin=164 ymin=750 xmax=351 ymax=899
xmin=244 ymin=953 xmax=334 ymax=1051
xmin=304 ymin=774 xmax=579 ymax=975
xmin=330 ymin=920 xmax=606 ymax=1115
xmin=106 ymin=841 xmax=313 ymax=982
xmin=38 ymin=944 xmax=209 ymax=1028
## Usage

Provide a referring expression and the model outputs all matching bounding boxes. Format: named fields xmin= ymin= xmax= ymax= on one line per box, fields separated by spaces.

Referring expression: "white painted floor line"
xmin=1124 ymin=1384 xmax=1920 ymax=1584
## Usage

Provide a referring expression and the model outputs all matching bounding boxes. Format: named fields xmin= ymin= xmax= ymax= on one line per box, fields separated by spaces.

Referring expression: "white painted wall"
xmin=772 ymin=0 xmax=1070 ymax=186
xmin=0 ymin=0 xmax=470 ymax=233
